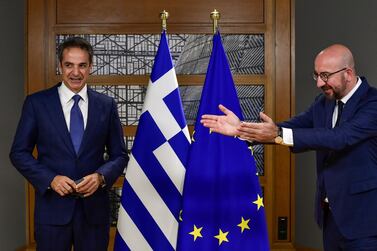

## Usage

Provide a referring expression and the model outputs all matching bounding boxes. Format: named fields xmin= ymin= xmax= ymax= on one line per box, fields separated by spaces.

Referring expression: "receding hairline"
xmin=315 ymin=44 xmax=355 ymax=69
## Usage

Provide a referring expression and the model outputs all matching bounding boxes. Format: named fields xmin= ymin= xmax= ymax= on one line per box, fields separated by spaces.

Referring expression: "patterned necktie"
xmin=70 ymin=95 xmax=84 ymax=154
xmin=335 ymin=100 xmax=344 ymax=127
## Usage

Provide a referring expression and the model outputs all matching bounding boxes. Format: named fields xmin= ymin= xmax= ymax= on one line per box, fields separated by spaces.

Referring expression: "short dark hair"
xmin=57 ymin=36 xmax=94 ymax=64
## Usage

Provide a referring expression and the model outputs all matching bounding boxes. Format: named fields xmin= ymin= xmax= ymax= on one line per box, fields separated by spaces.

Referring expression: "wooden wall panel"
xmin=26 ymin=0 xmax=295 ymax=250
xmin=56 ymin=0 xmax=264 ymax=25
xmin=27 ymin=0 xmax=47 ymax=93
xmin=274 ymin=0 xmax=294 ymax=247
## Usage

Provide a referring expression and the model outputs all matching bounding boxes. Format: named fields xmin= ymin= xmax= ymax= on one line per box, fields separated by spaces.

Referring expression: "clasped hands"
xmin=50 ymin=173 xmax=103 ymax=197
xmin=200 ymin=104 xmax=279 ymax=143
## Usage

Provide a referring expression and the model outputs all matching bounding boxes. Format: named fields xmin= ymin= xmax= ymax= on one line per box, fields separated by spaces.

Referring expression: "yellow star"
xmin=253 ymin=194 xmax=264 ymax=210
xmin=248 ymin=145 xmax=254 ymax=155
xmin=214 ymin=229 xmax=229 ymax=245
xmin=237 ymin=217 xmax=251 ymax=233
xmin=191 ymin=130 xmax=196 ymax=142
xmin=189 ymin=225 xmax=203 ymax=241
xmin=179 ymin=210 xmax=183 ymax=222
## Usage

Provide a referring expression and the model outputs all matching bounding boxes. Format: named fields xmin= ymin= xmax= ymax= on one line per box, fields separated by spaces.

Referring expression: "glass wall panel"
xmin=56 ymin=34 xmax=264 ymax=75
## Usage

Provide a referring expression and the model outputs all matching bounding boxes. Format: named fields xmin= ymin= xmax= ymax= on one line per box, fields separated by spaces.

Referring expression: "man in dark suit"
xmin=201 ymin=44 xmax=377 ymax=250
xmin=10 ymin=37 xmax=128 ymax=251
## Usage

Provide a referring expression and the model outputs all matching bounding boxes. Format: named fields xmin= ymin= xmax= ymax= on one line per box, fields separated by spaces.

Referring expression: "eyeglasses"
xmin=313 ymin=67 xmax=347 ymax=82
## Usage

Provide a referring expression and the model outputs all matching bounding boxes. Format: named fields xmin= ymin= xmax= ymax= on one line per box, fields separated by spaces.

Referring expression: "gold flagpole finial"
xmin=160 ymin=10 xmax=169 ymax=31
xmin=210 ymin=9 xmax=220 ymax=34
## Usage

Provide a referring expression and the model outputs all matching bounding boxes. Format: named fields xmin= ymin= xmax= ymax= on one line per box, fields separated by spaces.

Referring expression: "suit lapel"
xmin=340 ymin=78 xmax=369 ymax=125
xmin=323 ymin=78 xmax=369 ymax=128
xmin=44 ymin=83 xmax=76 ymax=156
xmin=325 ymin=99 xmax=335 ymax=129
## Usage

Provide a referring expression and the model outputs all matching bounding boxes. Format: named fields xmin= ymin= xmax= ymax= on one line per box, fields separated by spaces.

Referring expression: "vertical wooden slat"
xmin=27 ymin=0 xmax=47 ymax=94
xmin=275 ymin=0 xmax=294 ymax=248
xmin=290 ymin=0 xmax=296 ymax=245
xmin=263 ymin=0 xmax=275 ymax=245
xmin=26 ymin=0 xmax=47 ymax=246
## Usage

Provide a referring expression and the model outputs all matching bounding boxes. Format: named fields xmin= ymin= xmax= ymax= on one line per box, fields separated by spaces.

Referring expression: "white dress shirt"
xmin=58 ymin=82 xmax=89 ymax=131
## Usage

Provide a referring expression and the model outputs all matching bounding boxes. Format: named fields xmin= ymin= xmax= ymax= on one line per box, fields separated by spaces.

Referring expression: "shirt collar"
xmin=59 ymin=82 xmax=88 ymax=104
xmin=340 ymin=77 xmax=362 ymax=105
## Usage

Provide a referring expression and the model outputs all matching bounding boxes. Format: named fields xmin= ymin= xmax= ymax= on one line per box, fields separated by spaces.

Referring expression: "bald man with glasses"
xmin=201 ymin=44 xmax=377 ymax=250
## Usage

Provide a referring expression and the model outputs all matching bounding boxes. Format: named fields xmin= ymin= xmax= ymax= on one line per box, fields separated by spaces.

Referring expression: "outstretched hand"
xmin=201 ymin=105 xmax=279 ymax=144
xmin=237 ymin=112 xmax=278 ymax=143
xmin=200 ymin=104 xmax=241 ymax=136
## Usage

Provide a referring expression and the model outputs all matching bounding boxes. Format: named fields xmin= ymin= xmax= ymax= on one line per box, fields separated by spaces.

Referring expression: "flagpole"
xmin=177 ymin=11 xmax=270 ymax=249
xmin=160 ymin=10 xmax=169 ymax=31
xmin=210 ymin=9 xmax=220 ymax=34
xmin=115 ymin=9 xmax=190 ymax=251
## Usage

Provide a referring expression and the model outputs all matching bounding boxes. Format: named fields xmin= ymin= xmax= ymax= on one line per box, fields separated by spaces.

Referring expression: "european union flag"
xmin=114 ymin=31 xmax=190 ymax=251
xmin=177 ymin=31 xmax=269 ymax=250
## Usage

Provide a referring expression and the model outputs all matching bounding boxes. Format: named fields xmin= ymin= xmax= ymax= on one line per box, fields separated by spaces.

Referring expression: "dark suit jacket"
xmin=280 ymin=77 xmax=377 ymax=239
xmin=10 ymin=83 xmax=128 ymax=225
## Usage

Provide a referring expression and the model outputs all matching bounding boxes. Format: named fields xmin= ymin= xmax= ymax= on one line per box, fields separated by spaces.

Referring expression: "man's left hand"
xmin=75 ymin=173 xmax=103 ymax=197
xmin=237 ymin=112 xmax=279 ymax=143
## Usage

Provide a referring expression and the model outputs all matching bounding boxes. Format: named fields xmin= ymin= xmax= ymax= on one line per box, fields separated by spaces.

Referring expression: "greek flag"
xmin=114 ymin=31 xmax=190 ymax=251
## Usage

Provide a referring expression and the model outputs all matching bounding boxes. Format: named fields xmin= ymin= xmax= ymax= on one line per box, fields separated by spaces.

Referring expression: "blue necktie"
xmin=70 ymin=95 xmax=84 ymax=154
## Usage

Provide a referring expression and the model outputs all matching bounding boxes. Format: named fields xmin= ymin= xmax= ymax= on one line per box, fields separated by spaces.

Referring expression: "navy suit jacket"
xmin=280 ymin=77 xmax=377 ymax=239
xmin=10 ymin=83 xmax=128 ymax=225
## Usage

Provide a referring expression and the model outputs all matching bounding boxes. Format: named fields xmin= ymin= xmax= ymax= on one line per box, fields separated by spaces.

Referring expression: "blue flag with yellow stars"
xmin=177 ymin=31 xmax=270 ymax=250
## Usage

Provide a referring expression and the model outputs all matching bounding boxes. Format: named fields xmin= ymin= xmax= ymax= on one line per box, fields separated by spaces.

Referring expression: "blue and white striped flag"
xmin=114 ymin=31 xmax=191 ymax=251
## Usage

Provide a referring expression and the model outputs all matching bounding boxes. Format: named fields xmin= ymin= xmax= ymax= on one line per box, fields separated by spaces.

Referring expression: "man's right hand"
xmin=50 ymin=175 xmax=76 ymax=196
